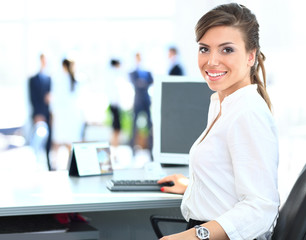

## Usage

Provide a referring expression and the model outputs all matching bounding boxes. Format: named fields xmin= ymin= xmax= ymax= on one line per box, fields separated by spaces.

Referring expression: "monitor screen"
xmin=152 ymin=76 xmax=214 ymax=165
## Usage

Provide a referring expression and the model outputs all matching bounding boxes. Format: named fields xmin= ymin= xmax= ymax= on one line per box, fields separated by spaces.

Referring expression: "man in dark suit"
xmin=129 ymin=53 xmax=153 ymax=158
xmin=29 ymin=54 xmax=52 ymax=170
xmin=168 ymin=47 xmax=184 ymax=76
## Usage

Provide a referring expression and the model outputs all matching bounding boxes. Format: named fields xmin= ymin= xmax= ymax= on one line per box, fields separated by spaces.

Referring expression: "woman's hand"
xmin=158 ymin=174 xmax=189 ymax=194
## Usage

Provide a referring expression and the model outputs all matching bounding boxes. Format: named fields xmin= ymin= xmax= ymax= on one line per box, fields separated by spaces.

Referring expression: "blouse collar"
xmin=210 ymin=84 xmax=258 ymax=113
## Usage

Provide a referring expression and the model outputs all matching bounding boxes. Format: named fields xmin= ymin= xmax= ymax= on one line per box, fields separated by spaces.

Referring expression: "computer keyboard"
xmin=106 ymin=179 xmax=174 ymax=191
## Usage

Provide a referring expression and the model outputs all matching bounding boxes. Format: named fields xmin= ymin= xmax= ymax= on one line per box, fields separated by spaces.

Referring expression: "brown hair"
xmin=62 ymin=59 xmax=76 ymax=92
xmin=195 ymin=3 xmax=272 ymax=111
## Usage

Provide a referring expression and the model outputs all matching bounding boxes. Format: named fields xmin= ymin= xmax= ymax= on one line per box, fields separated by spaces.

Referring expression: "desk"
xmin=0 ymin=166 xmax=188 ymax=239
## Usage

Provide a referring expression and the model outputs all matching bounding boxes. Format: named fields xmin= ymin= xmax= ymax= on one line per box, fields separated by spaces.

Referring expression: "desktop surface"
xmin=0 ymin=147 xmax=187 ymax=239
xmin=0 ymin=166 xmax=187 ymax=217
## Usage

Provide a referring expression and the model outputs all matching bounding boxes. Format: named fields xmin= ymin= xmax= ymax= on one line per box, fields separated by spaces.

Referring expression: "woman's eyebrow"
xmin=198 ymin=42 xmax=234 ymax=47
xmin=199 ymin=43 xmax=209 ymax=47
xmin=219 ymin=42 xmax=234 ymax=47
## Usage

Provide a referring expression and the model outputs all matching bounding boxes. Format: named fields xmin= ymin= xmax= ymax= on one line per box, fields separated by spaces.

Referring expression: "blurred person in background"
xmin=129 ymin=53 xmax=153 ymax=158
xmin=168 ymin=46 xmax=184 ymax=76
xmin=106 ymin=59 xmax=123 ymax=147
xmin=29 ymin=53 xmax=52 ymax=171
xmin=50 ymin=58 xmax=85 ymax=170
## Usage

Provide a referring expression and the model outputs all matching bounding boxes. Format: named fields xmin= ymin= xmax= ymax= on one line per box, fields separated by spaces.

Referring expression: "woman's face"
xmin=198 ymin=26 xmax=256 ymax=102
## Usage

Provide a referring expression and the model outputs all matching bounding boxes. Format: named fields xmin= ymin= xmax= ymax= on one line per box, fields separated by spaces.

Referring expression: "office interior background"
xmin=0 ymin=0 xmax=305 ymax=202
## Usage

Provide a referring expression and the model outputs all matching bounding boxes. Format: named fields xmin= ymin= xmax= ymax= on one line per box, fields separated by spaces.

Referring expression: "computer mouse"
xmin=160 ymin=181 xmax=174 ymax=187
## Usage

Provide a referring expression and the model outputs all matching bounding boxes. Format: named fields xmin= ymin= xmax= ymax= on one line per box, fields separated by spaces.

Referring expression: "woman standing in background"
xmin=50 ymin=59 xmax=85 ymax=170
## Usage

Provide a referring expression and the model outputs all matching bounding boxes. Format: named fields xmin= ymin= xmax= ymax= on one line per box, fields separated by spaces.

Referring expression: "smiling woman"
xmin=158 ymin=3 xmax=279 ymax=240
xmin=197 ymin=26 xmax=257 ymax=103
xmin=195 ymin=6 xmax=271 ymax=110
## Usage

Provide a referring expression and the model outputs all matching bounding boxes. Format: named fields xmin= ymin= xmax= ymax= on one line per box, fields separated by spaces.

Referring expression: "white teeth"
xmin=207 ymin=72 xmax=226 ymax=77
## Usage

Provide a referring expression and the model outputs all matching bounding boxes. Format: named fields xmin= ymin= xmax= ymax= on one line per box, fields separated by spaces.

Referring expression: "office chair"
xmin=271 ymin=164 xmax=306 ymax=240
xmin=150 ymin=215 xmax=187 ymax=238
xmin=151 ymin=164 xmax=306 ymax=239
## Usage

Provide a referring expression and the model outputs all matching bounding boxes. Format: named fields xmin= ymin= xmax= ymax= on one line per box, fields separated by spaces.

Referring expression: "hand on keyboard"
xmin=106 ymin=179 xmax=174 ymax=191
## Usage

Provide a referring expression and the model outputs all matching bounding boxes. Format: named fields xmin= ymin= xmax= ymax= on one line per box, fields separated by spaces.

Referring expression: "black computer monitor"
xmin=152 ymin=76 xmax=214 ymax=165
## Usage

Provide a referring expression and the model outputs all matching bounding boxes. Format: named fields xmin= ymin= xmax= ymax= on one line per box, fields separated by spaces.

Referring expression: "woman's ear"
xmin=247 ymin=49 xmax=257 ymax=67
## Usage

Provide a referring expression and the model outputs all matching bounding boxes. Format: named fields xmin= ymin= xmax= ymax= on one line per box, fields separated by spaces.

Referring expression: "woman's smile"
xmin=205 ymin=70 xmax=227 ymax=81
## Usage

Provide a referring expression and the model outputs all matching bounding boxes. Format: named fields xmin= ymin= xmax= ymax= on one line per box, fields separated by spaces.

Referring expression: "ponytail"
xmin=62 ymin=59 xmax=76 ymax=92
xmin=68 ymin=67 xmax=76 ymax=92
xmin=251 ymin=51 xmax=272 ymax=111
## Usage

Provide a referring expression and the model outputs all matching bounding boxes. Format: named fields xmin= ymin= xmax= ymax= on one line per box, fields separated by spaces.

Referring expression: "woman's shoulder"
xmin=224 ymin=86 xmax=274 ymax=125
xmin=230 ymin=85 xmax=269 ymax=111
xmin=244 ymin=88 xmax=271 ymax=113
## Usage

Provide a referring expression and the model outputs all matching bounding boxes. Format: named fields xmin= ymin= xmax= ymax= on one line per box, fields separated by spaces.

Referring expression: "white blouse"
xmin=181 ymin=84 xmax=279 ymax=240
xmin=50 ymin=71 xmax=85 ymax=144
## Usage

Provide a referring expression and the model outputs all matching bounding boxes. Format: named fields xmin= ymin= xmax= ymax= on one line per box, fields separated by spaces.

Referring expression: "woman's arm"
xmin=160 ymin=221 xmax=229 ymax=240
xmin=215 ymin=110 xmax=279 ymax=239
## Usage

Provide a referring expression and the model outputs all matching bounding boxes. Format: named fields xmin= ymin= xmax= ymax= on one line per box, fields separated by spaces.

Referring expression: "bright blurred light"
xmin=36 ymin=126 xmax=48 ymax=138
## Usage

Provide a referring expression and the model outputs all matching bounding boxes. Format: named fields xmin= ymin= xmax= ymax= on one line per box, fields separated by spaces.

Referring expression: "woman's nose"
xmin=208 ymin=52 xmax=219 ymax=66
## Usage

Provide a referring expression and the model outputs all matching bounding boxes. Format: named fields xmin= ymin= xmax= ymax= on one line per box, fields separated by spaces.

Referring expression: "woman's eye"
xmin=199 ymin=47 xmax=209 ymax=53
xmin=222 ymin=47 xmax=234 ymax=53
